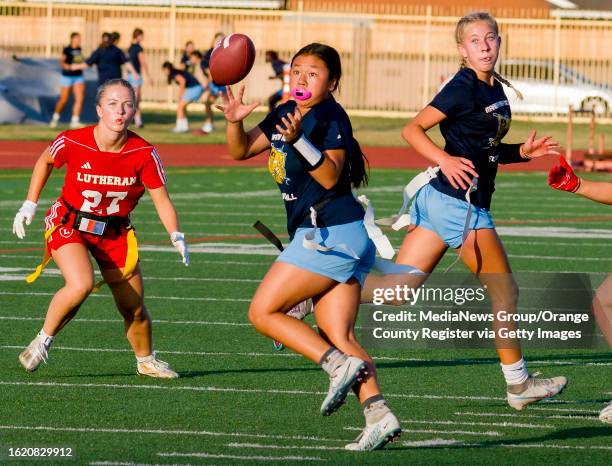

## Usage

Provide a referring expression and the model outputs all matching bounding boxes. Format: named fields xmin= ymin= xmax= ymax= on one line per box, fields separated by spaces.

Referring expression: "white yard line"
xmin=0 ymin=424 xmax=344 ymax=443
xmin=0 ymin=381 xmax=506 ymax=401
xmin=455 ymin=411 xmax=599 ymax=421
xmin=0 ymin=292 xmax=250 ymax=303
xmin=401 ymin=419 xmax=554 ymax=429
xmin=225 ymin=442 xmax=342 ymax=451
xmin=344 ymin=426 xmax=502 ymax=437
xmin=157 ymin=452 xmax=325 ymax=461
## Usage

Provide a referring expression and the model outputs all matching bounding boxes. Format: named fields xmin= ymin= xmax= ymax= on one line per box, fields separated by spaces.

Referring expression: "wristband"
xmin=291 ymin=134 xmax=324 ymax=171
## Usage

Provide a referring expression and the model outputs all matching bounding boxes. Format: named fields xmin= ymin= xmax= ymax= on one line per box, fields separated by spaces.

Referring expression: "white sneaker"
xmin=345 ymin=411 xmax=402 ymax=451
xmin=273 ymin=299 xmax=314 ymax=351
xmin=19 ymin=334 xmax=51 ymax=372
xmin=201 ymin=121 xmax=214 ymax=133
xmin=49 ymin=117 xmax=59 ymax=128
xmin=320 ymin=356 xmax=368 ymax=416
xmin=507 ymin=373 xmax=567 ymax=410
xmin=69 ymin=120 xmax=84 ymax=129
xmin=171 ymin=126 xmax=188 ymax=133
xmin=137 ymin=353 xmax=179 ymax=379
xmin=600 ymin=402 xmax=612 ymax=424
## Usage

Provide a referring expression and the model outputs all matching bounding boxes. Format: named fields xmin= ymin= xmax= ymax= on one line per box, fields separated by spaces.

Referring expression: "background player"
xmin=126 ymin=28 xmax=153 ymax=128
xmin=12 ymin=79 xmax=189 ymax=378
xmin=162 ymin=61 xmax=204 ymax=133
xmin=265 ymin=50 xmax=288 ymax=111
xmin=548 ymin=157 xmax=612 ymax=423
xmin=217 ymin=43 xmax=401 ymax=451
xmin=197 ymin=32 xmax=226 ymax=134
xmin=50 ymin=32 xmax=85 ymax=129
xmin=381 ymin=12 xmax=567 ymax=409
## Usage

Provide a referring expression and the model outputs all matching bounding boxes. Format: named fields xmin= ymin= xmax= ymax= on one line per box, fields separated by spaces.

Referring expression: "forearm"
xmin=576 ymin=179 xmax=612 ymax=205
xmin=498 ymin=143 xmax=530 ymax=164
xmin=150 ymin=188 xmax=180 ymax=234
xmin=226 ymin=121 xmax=249 ymax=160
xmin=402 ymin=123 xmax=449 ymax=165
xmin=26 ymin=155 xmax=54 ymax=202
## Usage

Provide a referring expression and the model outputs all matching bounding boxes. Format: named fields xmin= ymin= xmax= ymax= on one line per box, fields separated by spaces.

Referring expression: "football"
xmin=209 ymin=33 xmax=256 ymax=86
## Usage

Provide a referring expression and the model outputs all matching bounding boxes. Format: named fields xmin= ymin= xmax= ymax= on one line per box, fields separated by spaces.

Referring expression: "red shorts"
xmin=44 ymin=200 xmax=132 ymax=270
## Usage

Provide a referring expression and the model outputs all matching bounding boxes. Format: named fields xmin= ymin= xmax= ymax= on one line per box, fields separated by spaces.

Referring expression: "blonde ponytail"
xmin=493 ymin=71 xmax=524 ymax=100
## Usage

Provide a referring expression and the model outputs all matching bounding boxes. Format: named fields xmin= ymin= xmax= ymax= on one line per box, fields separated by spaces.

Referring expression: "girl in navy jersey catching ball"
xmin=218 ymin=43 xmax=401 ymax=451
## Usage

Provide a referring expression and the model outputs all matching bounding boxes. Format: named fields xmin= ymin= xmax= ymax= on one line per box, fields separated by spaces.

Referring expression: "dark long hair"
xmin=291 ymin=43 xmax=368 ymax=188
xmin=162 ymin=61 xmax=175 ymax=85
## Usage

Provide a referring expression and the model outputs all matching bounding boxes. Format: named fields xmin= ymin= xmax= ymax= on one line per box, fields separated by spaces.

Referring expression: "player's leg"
xmin=101 ymin=263 xmax=177 ymax=378
xmin=315 ymin=280 xmax=401 ymax=450
xmin=172 ymin=99 xmax=189 ymax=133
xmin=19 ymin=242 xmax=94 ymax=371
xmin=71 ymin=81 xmax=85 ymax=127
xmin=201 ymin=89 xmax=214 ymax=133
xmin=592 ymin=274 xmax=612 ymax=423
xmin=361 ymin=226 xmax=447 ymax=304
xmin=50 ymin=84 xmax=71 ymax=127
xmin=460 ymin=228 xmax=567 ymax=409
xmin=133 ymin=83 xmax=143 ymax=127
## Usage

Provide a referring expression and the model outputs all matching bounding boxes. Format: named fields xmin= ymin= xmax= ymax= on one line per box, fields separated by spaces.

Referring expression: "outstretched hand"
xmin=275 ymin=108 xmax=302 ymax=143
xmin=521 ymin=130 xmax=560 ymax=159
xmin=215 ymin=85 xmax=259 ymax=123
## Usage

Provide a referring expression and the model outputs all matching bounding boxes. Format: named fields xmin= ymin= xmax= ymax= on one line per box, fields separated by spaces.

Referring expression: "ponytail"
xmin=348 ymin=137 xmax=369 ymax=189
xmin=493 ymin=71 xmax=524 ymax=100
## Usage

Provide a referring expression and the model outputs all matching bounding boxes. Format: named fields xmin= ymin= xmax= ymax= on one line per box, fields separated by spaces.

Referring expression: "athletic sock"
xmin=136 ymin=353 xmax=155 ymax=364
xmin=177 ymin=118 xmax=188 ymax=130
xmin=37 ymin=329 xmax=54 ymax=349
xmin=363 ymin=395 xmax=390 ymax=425
xmin=501 ymin=357 xmax=529 ymax=387
xmin=70 ymin=115 xmax=80 ymax=124
xmin=51 ymin=113 xmax=60 ymax=121
xmin=319 ymin=348 xmax=346 ymax=376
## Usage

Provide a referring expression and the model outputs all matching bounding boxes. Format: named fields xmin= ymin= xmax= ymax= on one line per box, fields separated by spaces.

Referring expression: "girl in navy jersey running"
xmin=380 ymin=12 xmax=567 ymax=409
xmin=218 ymin=43 xmax=401 ymax=451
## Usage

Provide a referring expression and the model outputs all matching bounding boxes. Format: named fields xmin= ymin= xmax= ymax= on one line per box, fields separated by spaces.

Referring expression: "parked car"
xmin=440 ymin=60 xmax=611 ymax=116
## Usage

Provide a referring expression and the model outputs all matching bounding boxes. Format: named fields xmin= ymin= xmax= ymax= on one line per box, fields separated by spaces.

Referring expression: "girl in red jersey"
xmin=12 ymin=78 xmax=189 ymax=378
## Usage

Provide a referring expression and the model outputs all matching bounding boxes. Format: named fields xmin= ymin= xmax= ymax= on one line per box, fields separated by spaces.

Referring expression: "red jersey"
xmin=49 ymin=126 xmax=166 ymax=217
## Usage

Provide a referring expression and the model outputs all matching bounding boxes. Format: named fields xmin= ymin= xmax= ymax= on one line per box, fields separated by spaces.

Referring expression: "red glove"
xmin=548 ymin=156 xmax=580 ymax=193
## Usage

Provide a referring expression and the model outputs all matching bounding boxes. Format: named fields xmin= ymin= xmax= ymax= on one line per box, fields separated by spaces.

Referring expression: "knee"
xmin=67 ymin=279 xmax=94 ymax=301
xmin=121 ymin=303 xmax=147 ymax=323
xmin=248 ymin=303 xmax=267 ymax=330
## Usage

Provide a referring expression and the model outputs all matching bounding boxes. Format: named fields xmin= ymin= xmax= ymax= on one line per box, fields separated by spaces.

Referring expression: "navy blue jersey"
xmin=169 ymin=69 xmax=200 ymax=88
xmin=61 ymin=46 xmax=83 ymax=77
xmin=86 ymin=45 xmax=127 ymax=84
xmin=429 ymin=67 xmax=525 ymax=209
xmin=202 ymin=48 xmax=213 ymax=73
xmin=258 ymin=97 xmax=365 ymax=238
xmin=180 ymin=52 xmax=195 ymax=74
xmin=271 ymin=59 xmax=286 ymax=80
xmin=127 ymin=43 xmax=143 ymax=74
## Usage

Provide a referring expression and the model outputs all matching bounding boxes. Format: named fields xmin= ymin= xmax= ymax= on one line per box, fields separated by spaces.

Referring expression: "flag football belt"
xmin=26 ymin=199 xmax=139 ymax=292
xmin=375 ymin=166 xmax=478 ymax=272
xmin=62 ymin=198 xmax=130 ymax=236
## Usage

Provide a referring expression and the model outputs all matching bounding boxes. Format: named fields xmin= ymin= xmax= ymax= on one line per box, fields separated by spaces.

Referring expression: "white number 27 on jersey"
xmin=81 ymin=190 xmax=128 ymax=215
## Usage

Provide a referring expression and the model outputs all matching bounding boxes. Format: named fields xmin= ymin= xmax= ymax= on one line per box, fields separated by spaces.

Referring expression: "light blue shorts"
xmin=127 ymin=73 xmax=143 ymax=87
xmin=60 ymin=75 xmax=85 ymax=87
xmin=181 ymin=85 xmax=204 ymax=102
xmin=409 ymin=183 xmax=495 ymax=249
xmin=208 ymin=82 xmax=227 ymax=96
xmin=277 ymin=220 xmax=375 ymax=287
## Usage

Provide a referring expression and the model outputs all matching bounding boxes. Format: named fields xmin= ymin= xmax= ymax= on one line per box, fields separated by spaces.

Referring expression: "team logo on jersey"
xmin=268 ymin=145 xmax=287 ymax=185
xmin=487 ymin=113 xmax=511 ymax=148
xmin=81 ymin=162 xmax=92 ymax=169
xmin=59 ymin=227 xmax=73 ymax=238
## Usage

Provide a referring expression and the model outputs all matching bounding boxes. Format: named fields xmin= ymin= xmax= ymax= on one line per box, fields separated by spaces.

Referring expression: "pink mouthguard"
xmin=291 ymin=88 xmax=312 ymax=101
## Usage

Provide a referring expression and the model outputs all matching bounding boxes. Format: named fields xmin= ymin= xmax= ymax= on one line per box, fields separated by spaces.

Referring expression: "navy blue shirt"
xmin=127 ymin=43 xmax=143 ymax=74
xmin=169 ymin=69 xmax=200 ymax=88
xmin=258 ymin=97 xmax=365 ymax=238
xmin=86 ymin=45 xmax=127 ymax=84
xmin=180 ymin=52 xmax=195 ymax=74
xmin=61 ymin=46 xmax=83 ymax=77
xmin=429 ymin=67 xmax=525 ymax=209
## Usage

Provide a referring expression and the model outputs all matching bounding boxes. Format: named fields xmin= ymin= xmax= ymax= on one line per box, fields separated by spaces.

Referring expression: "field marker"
xmin=0 ymin=291 xmax=251 ymax=303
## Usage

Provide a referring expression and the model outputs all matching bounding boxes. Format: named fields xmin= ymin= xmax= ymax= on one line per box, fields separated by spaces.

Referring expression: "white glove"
xmin=170 ymin=231 xmax=189 ymax=267
xmin=13 ymin=200 xmax=37 ymax=239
